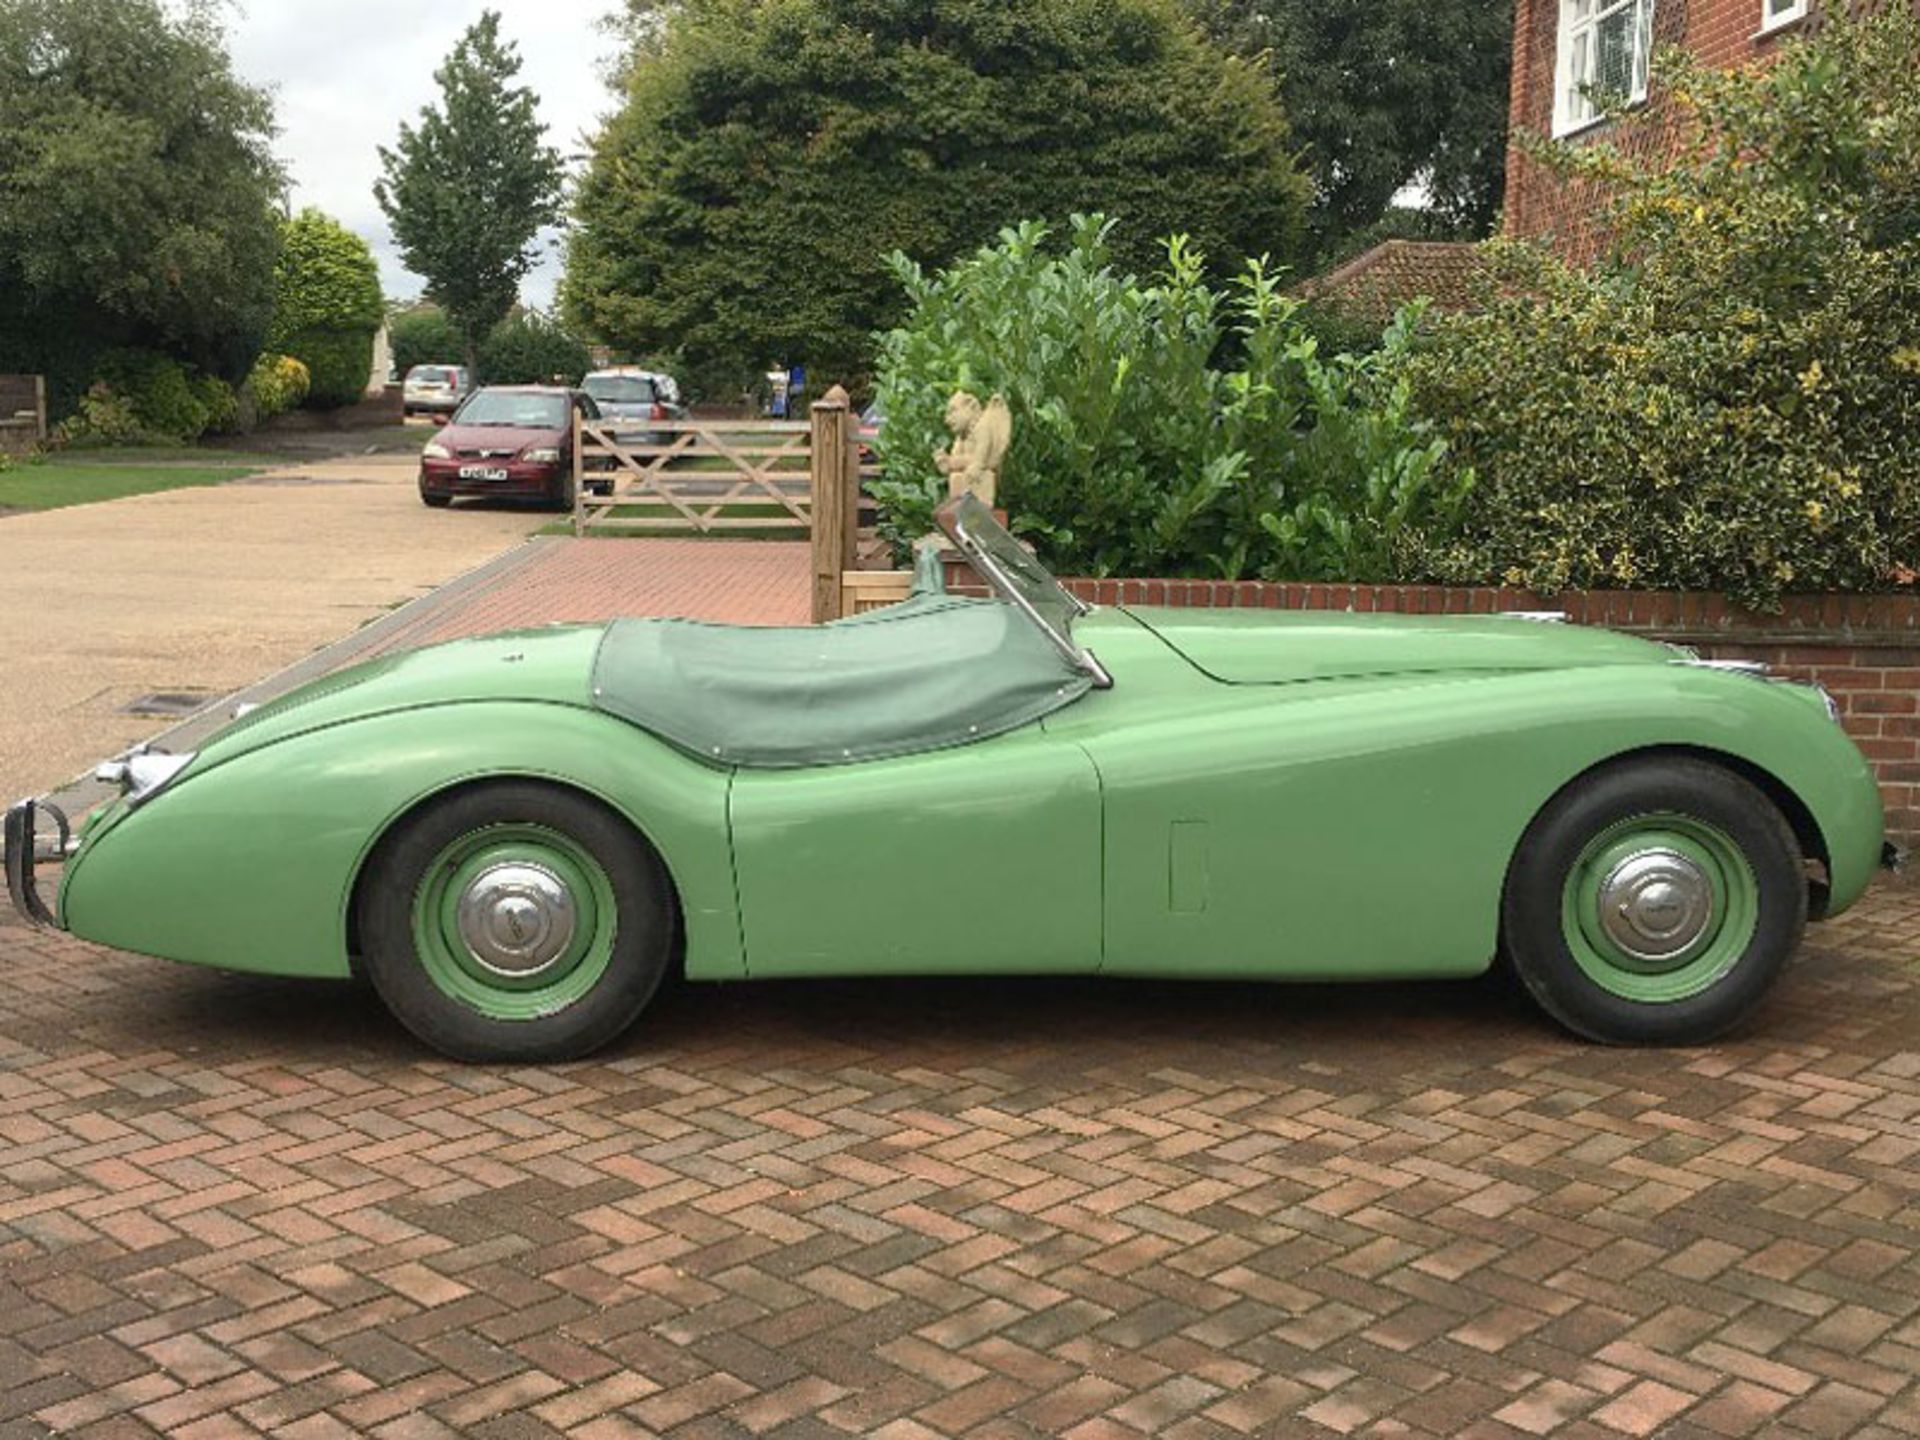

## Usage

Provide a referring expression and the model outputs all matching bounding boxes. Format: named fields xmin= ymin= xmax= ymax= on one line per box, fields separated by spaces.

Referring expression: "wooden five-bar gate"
xmin=571 ymin=384 xmax=894 ymax=622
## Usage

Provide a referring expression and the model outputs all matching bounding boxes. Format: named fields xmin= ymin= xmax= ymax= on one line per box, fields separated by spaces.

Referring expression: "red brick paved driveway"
xmin=359 ymin=539 xmax=811 ymax=658
xmin=4 ymin=888 xmax=1920 ymax=1439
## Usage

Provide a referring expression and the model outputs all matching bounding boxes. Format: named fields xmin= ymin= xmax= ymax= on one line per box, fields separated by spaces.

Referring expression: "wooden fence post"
xmin=571 ymin=406 xmax=585 ymax=537
xmin=810 ymin=385 xmax=853 ymax=623
xmin=842 ymin=424 xmax=861 ymax=581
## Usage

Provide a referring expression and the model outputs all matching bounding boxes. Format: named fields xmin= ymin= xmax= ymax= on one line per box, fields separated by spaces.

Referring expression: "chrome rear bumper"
xmin=3 ymin=798 xmax=69 ymax=929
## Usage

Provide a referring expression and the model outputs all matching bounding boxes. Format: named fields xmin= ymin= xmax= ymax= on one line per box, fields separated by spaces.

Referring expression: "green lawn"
xmin=0 ymin=457 xmax=266 ymax=512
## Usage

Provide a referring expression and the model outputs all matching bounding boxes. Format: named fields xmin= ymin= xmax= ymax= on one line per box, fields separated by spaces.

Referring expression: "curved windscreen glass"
xmin=935 ymin=494 xmax=1109 ymax=687
xmin=585 ymin=376 xmax=657 ymax=405
xmin=454 ymin=390 xmax=568 ymax=428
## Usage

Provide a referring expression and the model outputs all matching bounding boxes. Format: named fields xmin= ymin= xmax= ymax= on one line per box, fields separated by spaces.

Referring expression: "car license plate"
xmin=458 ymin=465 xmax=510 ymax=481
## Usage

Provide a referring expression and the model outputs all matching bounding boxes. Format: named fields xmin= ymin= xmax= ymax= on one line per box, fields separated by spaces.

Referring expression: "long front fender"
xmin=58 ymin=702 xmax=741 ymax=980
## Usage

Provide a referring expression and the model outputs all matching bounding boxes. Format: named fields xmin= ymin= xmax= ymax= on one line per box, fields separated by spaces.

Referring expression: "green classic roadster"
xmin=6 ymin=496 xmax=1893 ymax=1061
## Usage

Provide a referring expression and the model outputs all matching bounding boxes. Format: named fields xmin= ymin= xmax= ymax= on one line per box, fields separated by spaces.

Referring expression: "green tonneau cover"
xmin=590 ymin=595 xmax=1094 ymax=768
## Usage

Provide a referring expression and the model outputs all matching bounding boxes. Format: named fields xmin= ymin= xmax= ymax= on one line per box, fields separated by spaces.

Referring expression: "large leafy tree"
xmin=270 ymin=209 xmax=384 ymax=408
xmin=1185 ymin=1 xmax=1514 ymax=260
xmin=375 ymin=11 xmax=564 ymax=372
xmin=480 ymin=312 xmax=591 ymax=385
xmin=564 ymin=0 xmax=1310 ymax=394
xmin=0 ymin=0 xmax=283 ymax=409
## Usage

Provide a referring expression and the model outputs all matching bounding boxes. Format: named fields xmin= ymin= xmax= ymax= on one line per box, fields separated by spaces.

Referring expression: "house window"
xmin=1554 ymin=0 xmax=1657 ymax=136
xmin=1760 ymin=0 xmax=1808 ymax=35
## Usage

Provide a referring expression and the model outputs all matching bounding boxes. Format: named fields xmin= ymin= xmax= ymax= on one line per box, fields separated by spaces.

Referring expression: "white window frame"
xmin=1759 ymin=0 xmax=1809 ymax=37
xmin=1552 ymin=0 xmax=1658 ymax=138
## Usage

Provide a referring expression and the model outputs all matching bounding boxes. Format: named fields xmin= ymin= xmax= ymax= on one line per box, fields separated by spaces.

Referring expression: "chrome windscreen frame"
xmin=937 ymin=494 xmax=1113 ymax=689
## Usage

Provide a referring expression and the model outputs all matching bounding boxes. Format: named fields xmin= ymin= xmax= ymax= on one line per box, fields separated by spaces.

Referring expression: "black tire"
xmin=421 ymin=492 xmax=452 ymax=508
xmin=359 ymin=782 xmax=676 ymax=1062
xmin=1502 ymin=756 xmax=1806 ymax=1046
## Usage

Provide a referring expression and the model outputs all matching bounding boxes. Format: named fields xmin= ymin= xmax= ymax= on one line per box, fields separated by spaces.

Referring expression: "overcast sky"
xmin=226 ymin=0 xmax=620 ymax=310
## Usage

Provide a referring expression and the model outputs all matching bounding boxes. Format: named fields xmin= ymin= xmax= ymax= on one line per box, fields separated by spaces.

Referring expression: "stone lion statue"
xmin=934 ymin=391 xmax=1012 ymax=507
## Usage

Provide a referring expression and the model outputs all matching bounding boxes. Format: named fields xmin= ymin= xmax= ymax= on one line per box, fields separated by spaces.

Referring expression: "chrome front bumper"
xmin=3 ymin=798 xmax=69 ymax=929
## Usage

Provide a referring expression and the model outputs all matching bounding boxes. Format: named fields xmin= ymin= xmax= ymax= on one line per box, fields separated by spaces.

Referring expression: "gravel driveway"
xmin=0 ymin=455 xmax=540 ymax=801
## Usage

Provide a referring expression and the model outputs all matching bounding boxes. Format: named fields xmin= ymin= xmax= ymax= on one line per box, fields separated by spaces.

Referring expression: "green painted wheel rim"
xmin=1561 ymin=812 xmax=1759 ymax=1003
xmin=412 ymin=823 xmax=618 ymax=1021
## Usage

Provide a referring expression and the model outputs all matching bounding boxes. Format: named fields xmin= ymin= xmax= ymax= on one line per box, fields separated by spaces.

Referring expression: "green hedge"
xmin=48 ymin=350 xmax=240 ymax=444
xmin=279 ymin=328 xmax=373 ymax=409
xmin=1402 ymin=12 xmax=1920 ymax=608
xmin=390 ymin=308 xmax=458 ymax=376
xmin=270 ymin=209 xmax=381 ymax=409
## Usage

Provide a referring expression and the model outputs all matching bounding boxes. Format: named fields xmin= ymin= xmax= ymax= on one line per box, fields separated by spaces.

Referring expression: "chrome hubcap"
xmin=456 ymin=863 xmax=577 ymax=977
xmin=1597 ymin=848 xmax=1714 ymax=963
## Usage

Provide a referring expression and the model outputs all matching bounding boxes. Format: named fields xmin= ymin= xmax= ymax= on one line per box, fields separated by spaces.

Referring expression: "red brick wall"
xmin=941 ymin=558 xmax=1920 ymax=843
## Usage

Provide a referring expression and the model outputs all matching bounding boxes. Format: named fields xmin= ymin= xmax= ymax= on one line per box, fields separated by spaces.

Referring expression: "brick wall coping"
xmin=1056 ymin=576 xmax=1920 ymax=647
xmin=934 ymin=556 xmax=1920 ymax=641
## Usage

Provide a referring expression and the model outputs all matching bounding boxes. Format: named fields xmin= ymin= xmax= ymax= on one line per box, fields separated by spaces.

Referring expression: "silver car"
xmin=582 ymin=368 xmax=686 ymax=446
xmin=403 ymin=365 xmax=472 ymax=418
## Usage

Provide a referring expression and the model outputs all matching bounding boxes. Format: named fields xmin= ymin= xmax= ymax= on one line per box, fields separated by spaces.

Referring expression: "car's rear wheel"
xmin=1503 ymin=757 xmax=1805 ymax=1045
xmin=359 ymin=782 xmax=675 ymax=1062
xmin=421 ymin=492 xmax=452 ymax=508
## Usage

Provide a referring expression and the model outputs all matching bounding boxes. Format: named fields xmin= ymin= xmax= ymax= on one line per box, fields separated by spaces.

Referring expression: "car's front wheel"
xmin=359 ymin=782 xmax=676 ymax=1062
xmin=1503 ymin=756 xmax=1806 ymax=1045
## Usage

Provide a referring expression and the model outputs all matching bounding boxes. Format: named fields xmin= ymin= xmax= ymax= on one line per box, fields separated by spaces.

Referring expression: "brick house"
xmin=1504 ymin=0 xmax=1917 ymax=247
xmin=1304 ymin=0 xmax=1918 ymax=310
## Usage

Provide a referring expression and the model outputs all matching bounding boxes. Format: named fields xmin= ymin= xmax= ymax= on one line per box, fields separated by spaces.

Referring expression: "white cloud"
xmin=225 ymin=0 xmax=620 ymax=309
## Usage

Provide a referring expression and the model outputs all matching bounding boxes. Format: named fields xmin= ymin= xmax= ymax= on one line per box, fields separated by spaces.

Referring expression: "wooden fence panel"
xmin=574 ymin=416 xmax=815 ymax=537
xmin=571 ymin=388 xmax=902 ymax=623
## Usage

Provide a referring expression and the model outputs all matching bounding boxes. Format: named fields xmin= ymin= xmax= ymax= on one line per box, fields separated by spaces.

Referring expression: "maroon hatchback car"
xmin=418 ymin=386 xmax=608 ymax=509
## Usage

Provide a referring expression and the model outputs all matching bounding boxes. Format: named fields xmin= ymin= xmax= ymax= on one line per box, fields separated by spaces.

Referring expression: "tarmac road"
xmin=0 ymin=455 xmax=540 ymax=802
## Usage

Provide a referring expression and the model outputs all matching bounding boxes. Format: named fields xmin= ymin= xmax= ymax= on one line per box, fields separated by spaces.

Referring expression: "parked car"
xmin=582 ymin=368 xmax=686 ymax=446
xmin=402 ymin=365 xmax=471 ymax=417
xmin=6 ymin=495 xmax=1892 ymax=1063
xmin=857 ymin=399 xmax=884 ymax=464
xmin=417 ymin=386 xmax=608 ymax=509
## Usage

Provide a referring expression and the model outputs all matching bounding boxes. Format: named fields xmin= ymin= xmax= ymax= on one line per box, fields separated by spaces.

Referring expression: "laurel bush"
xmin=871 ymin=215 xmax=1472 ymax=581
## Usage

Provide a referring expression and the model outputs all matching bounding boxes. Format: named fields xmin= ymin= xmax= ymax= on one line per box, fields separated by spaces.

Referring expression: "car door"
xmin=728 ymin=726 xmax=1103 ymax=977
